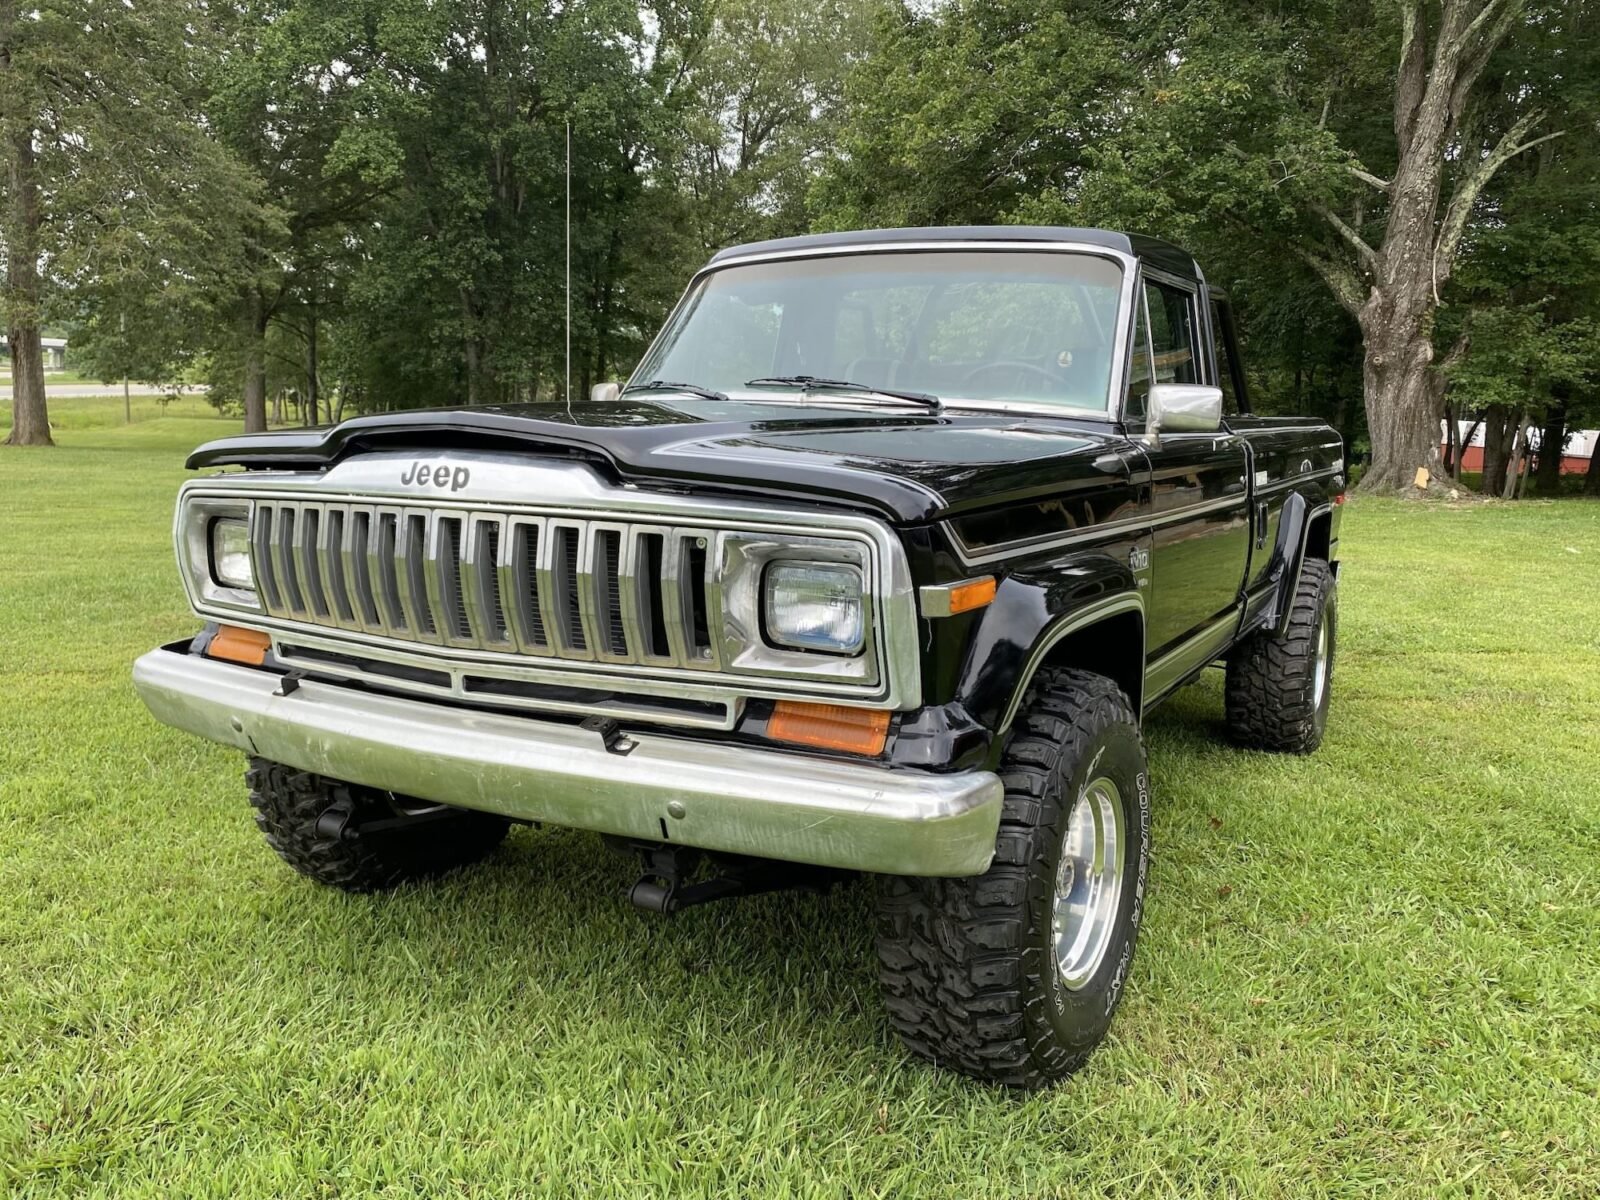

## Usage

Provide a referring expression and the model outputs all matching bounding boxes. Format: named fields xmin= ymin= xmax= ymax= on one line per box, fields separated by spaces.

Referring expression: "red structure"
xmin=1441 ymin=423 xmax=1597 ymax=476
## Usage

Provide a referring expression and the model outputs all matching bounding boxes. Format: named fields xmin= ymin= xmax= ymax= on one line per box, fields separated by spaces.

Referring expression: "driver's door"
xmin=1127 ymin=276 xmax=1251 ymax=697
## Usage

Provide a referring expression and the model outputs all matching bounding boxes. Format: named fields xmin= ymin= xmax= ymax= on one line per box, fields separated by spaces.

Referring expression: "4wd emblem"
xmin=399 ymin=461 xmax=472 ymax=491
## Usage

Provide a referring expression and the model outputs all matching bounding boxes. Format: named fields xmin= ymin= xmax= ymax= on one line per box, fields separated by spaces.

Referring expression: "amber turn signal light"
xmin=768 ymin=702 xmax=891 ymax=756
xmin=206 ymin=624 xmax=271 ymax=667
xmin=920 ymin=575 xmax=997 ymax=617
xmin=944 ymin=576 xmax=997 ymax=614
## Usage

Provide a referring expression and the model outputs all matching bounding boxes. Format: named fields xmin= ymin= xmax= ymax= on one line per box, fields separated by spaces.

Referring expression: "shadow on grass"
xmin=247 ymin=820 xmax=885 ymax=1047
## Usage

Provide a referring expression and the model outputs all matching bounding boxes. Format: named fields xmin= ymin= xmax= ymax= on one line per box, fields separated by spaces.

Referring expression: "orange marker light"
xmin=768 ymin=702 xmax=891 ymax=756
xmin=207 ymin=625 xmax=271 ymax=667
xmin=945 ymin=576 xmax=998 ymax=614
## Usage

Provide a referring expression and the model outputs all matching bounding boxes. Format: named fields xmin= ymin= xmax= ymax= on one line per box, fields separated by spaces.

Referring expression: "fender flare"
xmin=993 ymin=592 xmax=1147 ymax=736
xmin=952 ymin=552 xmax=1146 ymax=737
xmin=1262 ymin=495 xmax=1333 ymax=637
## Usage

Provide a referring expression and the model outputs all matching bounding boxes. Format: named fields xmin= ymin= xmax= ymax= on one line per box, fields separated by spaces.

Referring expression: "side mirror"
xmin=1147 ymin=384 xmax=1222 ymax=436
xmin=590 ymin=382 xmax=622 ymax=404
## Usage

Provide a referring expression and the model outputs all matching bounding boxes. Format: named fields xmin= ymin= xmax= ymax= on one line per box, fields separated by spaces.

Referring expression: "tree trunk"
xmin=305 ymin=306 xmax=319 ymax=426
xmin=463 ymin=337 xmax=481 ymax=406
xmin=1502 ymin=410 xmax=1532 ymax=500
xmin=242 ymin=293 xmax=268 ymax=433
xmin=1585 ymin=439 xmax=1600 ymax=496
xmin=1442 ymin=400 xmax=1458 ymax=475
xmin=3 ymin=122 xmax=51 ymax=446
xmin=1356 ymin=295 xmax=1441 ymax=491
xmin=1535 ymin=401 xmax=1567 ymax=494
xmin=1480 ymin=406 xmax=1510 ymax=496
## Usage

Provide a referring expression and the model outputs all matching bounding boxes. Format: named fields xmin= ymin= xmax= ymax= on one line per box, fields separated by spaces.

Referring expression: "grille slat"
xmin=252 ymin=503 xmax=728 ymax=672
xmin=321 ymin=507 xmax=354 ymax=624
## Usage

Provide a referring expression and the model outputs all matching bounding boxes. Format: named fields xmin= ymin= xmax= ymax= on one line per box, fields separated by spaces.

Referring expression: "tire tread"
xmin=875 ymin=668 xmax=1144 ymax=1088
xmin=1224 ymin=558 xmax=1336 ymax=754
xmin=246 ymin=758 xmax=508 ymax=893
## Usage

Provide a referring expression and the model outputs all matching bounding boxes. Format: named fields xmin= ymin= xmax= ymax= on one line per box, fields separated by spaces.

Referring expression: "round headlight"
xmin=764 ymin=562 xmax=864 ymax=654
xmin=209 ymin=517 xmax=254 ymax=591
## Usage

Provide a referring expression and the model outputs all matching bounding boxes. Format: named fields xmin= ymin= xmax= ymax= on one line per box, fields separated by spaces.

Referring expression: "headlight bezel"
xmin=717 ymin=532 xmax=879 ymax=687
xmin=178 ymin=496 xmax=260 ymax=613
xmin=761 ymin=560 xmax=866 ymax=656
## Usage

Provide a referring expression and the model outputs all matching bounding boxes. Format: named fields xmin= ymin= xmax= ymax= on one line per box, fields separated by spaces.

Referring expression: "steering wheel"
xmin=961 ymin=360 xmax=1062 ymax=389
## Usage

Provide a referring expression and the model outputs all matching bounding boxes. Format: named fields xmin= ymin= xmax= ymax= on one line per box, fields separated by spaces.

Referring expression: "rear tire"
xmin=875 ymin=668 xmax=1151 ymax=1088
xmin=1225 ymin=558 xmax=1337 ymax=754
xmin=246 ymin=759 xmax=509 ymax=892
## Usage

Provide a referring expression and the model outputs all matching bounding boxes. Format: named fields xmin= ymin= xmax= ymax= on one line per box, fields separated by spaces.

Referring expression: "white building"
xmin=0 ymin=334 xmax=68 ymax=370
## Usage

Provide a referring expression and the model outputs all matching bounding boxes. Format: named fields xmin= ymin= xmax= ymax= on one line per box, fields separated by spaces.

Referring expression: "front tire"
xmin=1225 ymin=558 xmax=1337 ymax=754
xmin=246 ymin=759 xmax=509 ymax=892
xmin=875 ymin=668 xmax=1151 ymax=1088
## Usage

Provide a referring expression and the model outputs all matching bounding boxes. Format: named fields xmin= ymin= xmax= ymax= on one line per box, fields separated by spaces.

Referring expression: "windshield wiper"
xmin=623 ymin=378 xmax=728 ymax=402
xmin=745 ymin=375 xmax=942 ymax=414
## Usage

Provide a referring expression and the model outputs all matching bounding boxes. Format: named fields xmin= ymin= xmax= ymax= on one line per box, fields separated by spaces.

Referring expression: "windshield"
xmin=633 ymin=250 xmax=1126 ymax=412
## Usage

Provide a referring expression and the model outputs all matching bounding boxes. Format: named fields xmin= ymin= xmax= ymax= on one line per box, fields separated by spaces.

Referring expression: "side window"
xmin=1210 ymin=300 xmax=1243 ymax=415
xmin=1143 ymin=281 xmax=1197 ymax=386
xmin=1124 ymin=293 xmax=1153 ymax=425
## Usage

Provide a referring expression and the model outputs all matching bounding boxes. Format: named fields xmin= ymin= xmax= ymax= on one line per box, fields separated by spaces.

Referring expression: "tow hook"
xmin=580 ymin=715 xmax=636 ymax=755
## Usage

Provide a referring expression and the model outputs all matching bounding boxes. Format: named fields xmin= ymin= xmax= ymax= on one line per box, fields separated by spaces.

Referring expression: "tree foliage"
xmin=6 ymin=0 xmax=1595 ymax=497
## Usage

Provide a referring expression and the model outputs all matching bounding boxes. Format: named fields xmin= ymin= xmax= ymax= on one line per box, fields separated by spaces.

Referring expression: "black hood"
xmin=187 ymin=396 xmax=1131 ymax=524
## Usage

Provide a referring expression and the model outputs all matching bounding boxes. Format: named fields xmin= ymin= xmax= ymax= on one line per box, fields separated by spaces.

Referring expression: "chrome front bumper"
xmin=132 ymin=648 xmax=1003 ymax=877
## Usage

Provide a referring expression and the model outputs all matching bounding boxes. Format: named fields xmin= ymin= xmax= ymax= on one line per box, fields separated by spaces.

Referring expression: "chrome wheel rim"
xmin=1052 ymin=777 xmax=1125 ymax=991
xmin=1312 ymin=612 xmax=1331 ymax=711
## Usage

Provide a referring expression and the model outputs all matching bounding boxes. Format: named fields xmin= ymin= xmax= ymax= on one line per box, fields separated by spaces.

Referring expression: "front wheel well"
xmin=1027 ymin=608 xmax=1146 ymax=721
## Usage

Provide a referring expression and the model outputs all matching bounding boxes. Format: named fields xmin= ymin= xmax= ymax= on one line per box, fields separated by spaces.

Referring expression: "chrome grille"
xmin=251 ymin=501 xmax=722 ymax=670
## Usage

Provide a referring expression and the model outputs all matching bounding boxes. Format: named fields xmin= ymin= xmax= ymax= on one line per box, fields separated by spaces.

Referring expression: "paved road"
xmin=0 ymin=381 xmax=176 ymax=399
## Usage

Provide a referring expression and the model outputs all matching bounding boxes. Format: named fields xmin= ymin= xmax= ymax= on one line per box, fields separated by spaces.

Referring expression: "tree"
xmin=1 ymin=0 xmax=260 ymax=446
xmin=815 ymin=0 xmax=1585 ymax=493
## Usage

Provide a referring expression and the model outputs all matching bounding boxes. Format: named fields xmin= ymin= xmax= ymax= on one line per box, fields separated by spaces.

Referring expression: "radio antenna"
xmin=564 ymin=118 xmax=573 ymax=420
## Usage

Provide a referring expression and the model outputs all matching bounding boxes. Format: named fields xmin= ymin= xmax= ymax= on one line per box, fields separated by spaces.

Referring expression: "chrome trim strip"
xmin=267 ymin=625 xmax=742 ymax=731
xmin=945 ymin=492 xmax=1248 ymax=568
xmin=1144 ymin=607 xmax=1241 ymax=706
xmin=133 ymin=649 xmax=1002 ymax=877
xmin=998 ymin=594 xmax=1147 ymax=733
xmin=1251 ymin=466 xmax=1342 ymax=496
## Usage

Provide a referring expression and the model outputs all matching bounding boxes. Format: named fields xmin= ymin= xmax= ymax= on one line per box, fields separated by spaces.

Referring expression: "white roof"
xmin=1443 ymin=419 xmax=1596 ymax=458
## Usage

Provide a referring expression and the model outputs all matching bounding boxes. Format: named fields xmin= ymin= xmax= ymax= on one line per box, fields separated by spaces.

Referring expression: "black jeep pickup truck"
xmin=135 ymin=226 xmax=1344 ymax=1087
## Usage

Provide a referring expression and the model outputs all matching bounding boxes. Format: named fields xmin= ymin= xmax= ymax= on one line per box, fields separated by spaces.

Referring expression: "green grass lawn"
xmin=2 ymin=393 xmax=220 ymax=435
xmin=3 ymin=415 xmax=1598 ymax=1198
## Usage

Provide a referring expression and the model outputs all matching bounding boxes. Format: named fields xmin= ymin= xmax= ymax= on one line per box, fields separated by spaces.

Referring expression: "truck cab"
xmin=135 ymin=226 xmax=1344 ymax=1087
